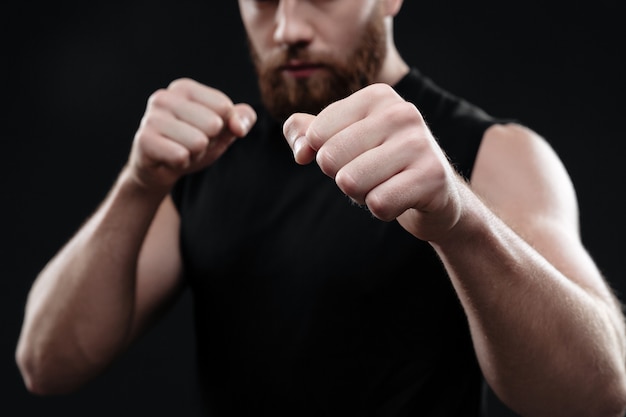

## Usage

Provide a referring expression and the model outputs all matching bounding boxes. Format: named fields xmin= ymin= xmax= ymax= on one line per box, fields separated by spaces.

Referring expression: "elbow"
xmin=15 ymin=338 xmax=83 ymax=396
xmin=15 ymin=341 xmax=49 ymax=395
xmin=492 ymin=367 xmax=626 ymax=417
xmin=16 ymin=341 xmax=56 ymax=395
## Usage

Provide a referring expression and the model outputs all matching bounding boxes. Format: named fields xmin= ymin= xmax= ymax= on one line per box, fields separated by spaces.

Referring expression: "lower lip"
xmin=283 ymin=66 xmax=324 ymax=79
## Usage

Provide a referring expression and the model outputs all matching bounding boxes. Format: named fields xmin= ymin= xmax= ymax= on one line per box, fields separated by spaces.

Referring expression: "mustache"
xmin=264 ymin=45 xmax=338 ymax=70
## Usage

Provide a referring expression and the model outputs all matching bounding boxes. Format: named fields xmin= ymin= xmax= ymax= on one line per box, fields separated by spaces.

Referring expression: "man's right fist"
xmin=128 ymin=78 xmax=256 ymax=191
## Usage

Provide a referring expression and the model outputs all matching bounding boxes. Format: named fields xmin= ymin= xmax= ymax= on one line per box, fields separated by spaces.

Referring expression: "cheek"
xmin=244 ymin=24 xmax=273 ymax=60
xmin=323 ymin=27 xmax=364 ymax=59
xmin=239 ymin=8 xmax=274 ymax=54
xmin=318 ymin=10 xmax=374 ymax=52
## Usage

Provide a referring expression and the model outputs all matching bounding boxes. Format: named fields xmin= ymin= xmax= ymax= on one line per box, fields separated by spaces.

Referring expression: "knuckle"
xmin=315 ymin=147 xmax=338 ymax=177
xmin=365 ymin=82 xmax=397 ymax=101
xmin=334 ymin=169 xmax=360 ymax=197
xmin=167 ymin=77 xmax=194 ymax=91
xmin=305 ymin=122 xmax=324 ymax=150
xmin=188 ymin=132 xmax=209 ymax=155
xmin=136 ymin=114 xmax=158 ymax=140
xmin=365 ymin=192 xmax=396 ymax=222
xmin=147 ymin=89 xmax=172 ymax=109
xmin=202 ymin=115 xmax=225 ymax=136
xmin=139 ymin=110 xmax=167 ymax=135
xmin=169 ymin=149 xmax=191 ymax=169
xmin=212 ymin=91 xmax=235 ymax=115
xmin=382 ymin=101 xmax=423 ymax=125
xmin=134 ymin=130 xmax=161 ymax=157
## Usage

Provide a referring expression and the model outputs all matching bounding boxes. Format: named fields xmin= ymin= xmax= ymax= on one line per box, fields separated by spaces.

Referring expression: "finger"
xmin=226 ymin=103 xmax=257 ymax=138
xmin=167 ymin=78 xmax=234 ymax=118
xmin=364 ymin=163 xmax=456 ymax=227
xmin=148 ymin=88 xmax=226 ymax=140
xmin=169 ymin=98 xmax=226 ymax=138
xmin=199 ymin=103 xmax=257 ymax=163
xmin=138 ymin=127 xmax=193 ymax=171
xmin=283 ymin=113 xmax=317 ymax=164
xmin=142 ymin=109 xmax=209 ymax=160
xmin=335 ymin=137 xmax=415 ymax=205
xmin=306 ymin=83 xmax=402 ymax=150
xmin=365 ymin=169 xmax=426 ymax=222
xmin=151 ymin=83 xmax=256 ymax=150
xmin=315 ymin=101 xmax=412 ymax=178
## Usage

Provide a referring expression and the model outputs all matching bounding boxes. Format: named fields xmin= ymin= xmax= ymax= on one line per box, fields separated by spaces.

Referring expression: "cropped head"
xmin=237 ymin=0 xmax=404 ymax=121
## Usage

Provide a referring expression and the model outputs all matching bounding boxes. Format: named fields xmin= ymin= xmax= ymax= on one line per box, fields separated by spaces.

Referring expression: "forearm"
xmin=431 ymin=184 xmax=626 ymax=417
xmin=16 ymin=167 xmax=168 ymax=395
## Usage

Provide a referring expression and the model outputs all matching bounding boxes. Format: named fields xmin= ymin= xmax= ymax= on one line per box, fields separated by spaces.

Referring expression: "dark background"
xmin=3 ymin=1 xmax=624 ymax=416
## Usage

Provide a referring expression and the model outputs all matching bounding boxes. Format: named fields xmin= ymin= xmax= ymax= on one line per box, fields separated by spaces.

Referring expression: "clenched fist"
xmin=283 ymin=83 xmax=464 ymax=242
xmin=128 ymin=78 xmax=257 ymax=192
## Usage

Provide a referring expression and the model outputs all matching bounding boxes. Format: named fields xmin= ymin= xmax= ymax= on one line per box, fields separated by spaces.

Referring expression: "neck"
xmin=376 ymin=18 xmax=410 ymax=86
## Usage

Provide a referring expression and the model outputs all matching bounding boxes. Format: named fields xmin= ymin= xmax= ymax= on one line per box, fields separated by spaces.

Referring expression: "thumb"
xmin=283 ymin=112 xmax=317 ymax=165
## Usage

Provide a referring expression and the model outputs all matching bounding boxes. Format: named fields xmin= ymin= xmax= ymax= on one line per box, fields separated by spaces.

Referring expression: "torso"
xmin=172 ymin=68 xmax=500 ymax=416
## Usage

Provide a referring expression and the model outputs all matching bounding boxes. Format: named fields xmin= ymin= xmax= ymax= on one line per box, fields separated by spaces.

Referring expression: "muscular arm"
xmin=15 ymin=174 xmax=183 ymax=395
xmin=283 ymin=84 xmax=626 ymax=417
xmin=432 ymin=123 xmax=626 ymax=417
xmin=15 ymin=78 xmax=257 ymax=395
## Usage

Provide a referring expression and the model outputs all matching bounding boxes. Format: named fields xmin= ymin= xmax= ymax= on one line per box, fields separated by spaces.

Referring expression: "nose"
xmin=273 ymin=0 xmax=314 ymax=46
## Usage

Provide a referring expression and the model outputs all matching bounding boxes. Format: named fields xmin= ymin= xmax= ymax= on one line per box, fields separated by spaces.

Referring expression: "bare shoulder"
xmin=471 ymin=122 xmax=579 ymax=234
xmin=471 ymin=123 xmax=619 ymax=298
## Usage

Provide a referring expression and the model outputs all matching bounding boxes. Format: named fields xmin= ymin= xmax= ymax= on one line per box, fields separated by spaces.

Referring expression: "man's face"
xmin=238 ymin=0 xmax=387 ymax=121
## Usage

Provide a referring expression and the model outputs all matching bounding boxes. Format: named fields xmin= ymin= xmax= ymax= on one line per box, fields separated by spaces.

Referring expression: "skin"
xmin=15 ymin=1 xmax=626 ymax=416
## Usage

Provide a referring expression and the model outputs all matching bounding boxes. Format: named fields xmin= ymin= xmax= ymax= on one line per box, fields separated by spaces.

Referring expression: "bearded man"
xmin=16 ymin=1 xmax=626 ymax=416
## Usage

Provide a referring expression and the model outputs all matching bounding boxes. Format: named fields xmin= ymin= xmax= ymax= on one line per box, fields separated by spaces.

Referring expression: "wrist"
xmin=116 ymin=165 xmax=173 ymax=203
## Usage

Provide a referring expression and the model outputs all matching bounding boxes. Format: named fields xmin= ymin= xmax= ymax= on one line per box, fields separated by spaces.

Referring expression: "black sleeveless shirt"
xmin=172 ymin=68 xmax=499 ymax=417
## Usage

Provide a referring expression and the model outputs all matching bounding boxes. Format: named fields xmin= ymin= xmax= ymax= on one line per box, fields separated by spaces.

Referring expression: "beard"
xmin=249 ymin=13 xmax=387 ymax=122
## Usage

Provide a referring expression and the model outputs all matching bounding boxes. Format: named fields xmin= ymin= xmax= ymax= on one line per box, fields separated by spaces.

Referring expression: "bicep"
xmin=471 ymin=123 xmax=612 ymax=300
xmin=130 ymin=195 xmax=184 ymax=339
